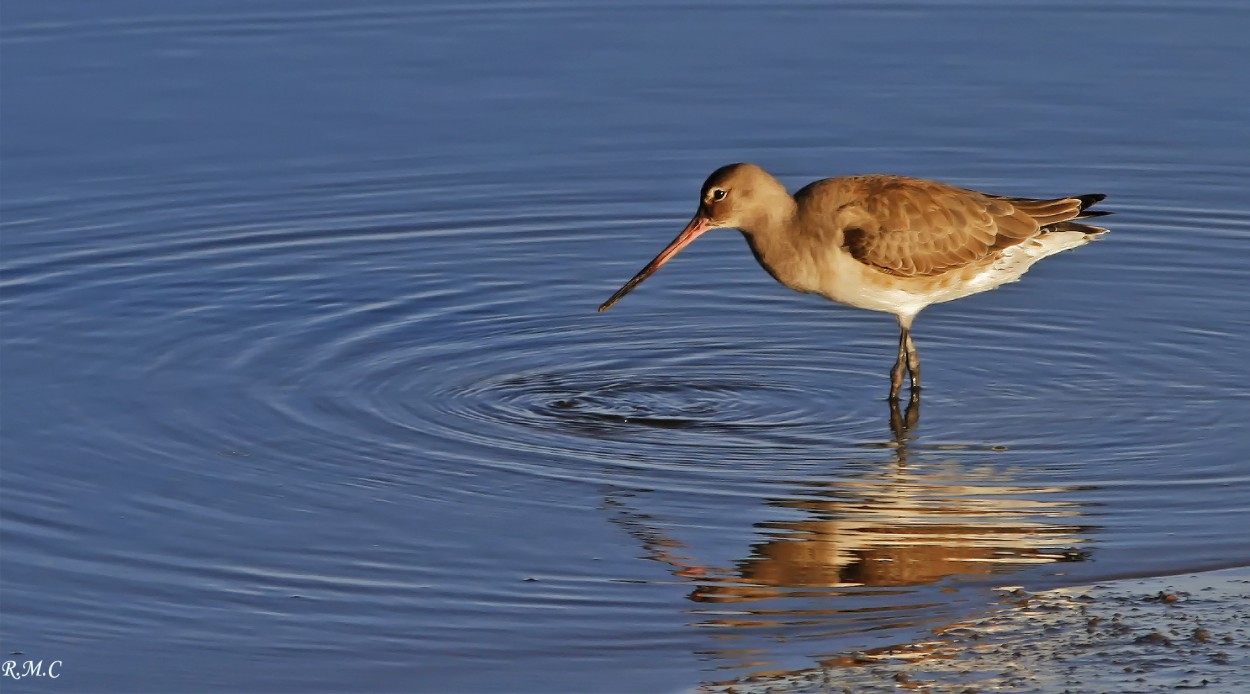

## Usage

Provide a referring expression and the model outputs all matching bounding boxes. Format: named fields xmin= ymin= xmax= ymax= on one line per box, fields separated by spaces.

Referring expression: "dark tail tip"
xmin=1075 ymin=193 xmax=1111 ymax=218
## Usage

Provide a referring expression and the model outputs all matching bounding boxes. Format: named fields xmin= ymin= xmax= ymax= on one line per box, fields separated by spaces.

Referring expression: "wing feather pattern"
xmin=811 ymin=176 xmax=1106 ymax=277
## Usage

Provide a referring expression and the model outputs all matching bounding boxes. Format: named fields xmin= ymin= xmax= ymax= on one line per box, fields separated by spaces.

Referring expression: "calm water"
xmin=2 ymin=1 xmax=1248 ymax=691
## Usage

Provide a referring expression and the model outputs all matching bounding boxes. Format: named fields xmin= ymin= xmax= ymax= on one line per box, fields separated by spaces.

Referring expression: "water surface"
xmin=2 ymin=1 xmax=1248 ymax=691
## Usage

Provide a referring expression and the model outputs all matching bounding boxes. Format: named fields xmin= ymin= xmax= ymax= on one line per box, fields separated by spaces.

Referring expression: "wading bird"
xmin=599 ymin=163 xmax=1109 ymax=401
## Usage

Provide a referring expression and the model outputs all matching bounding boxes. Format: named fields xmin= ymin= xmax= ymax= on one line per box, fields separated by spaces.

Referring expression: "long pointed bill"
xmin=598 ymin=216 xmax=711 ymax=311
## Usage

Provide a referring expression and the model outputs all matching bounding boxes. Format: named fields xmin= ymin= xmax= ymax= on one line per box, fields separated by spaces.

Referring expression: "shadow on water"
xmin=604 ymin=395 xmax=1095 ymax=683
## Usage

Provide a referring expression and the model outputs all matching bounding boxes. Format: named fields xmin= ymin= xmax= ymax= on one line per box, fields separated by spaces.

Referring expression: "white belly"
xmin=814 ymin=231 xmax=1099 ymax=319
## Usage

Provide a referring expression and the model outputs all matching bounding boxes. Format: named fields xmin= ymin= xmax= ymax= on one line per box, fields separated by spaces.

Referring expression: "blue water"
xmin=2 ymin=1 xmax=1248 ymax=691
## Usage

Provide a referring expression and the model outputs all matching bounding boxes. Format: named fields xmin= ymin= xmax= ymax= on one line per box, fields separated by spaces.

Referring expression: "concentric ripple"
xmin=5 ymin=158 xmax=1250 ymax=693
xmin=479 ymin=373 xmax=807 ymax=430
xmin=8 ymin=157 xmax=1247 ymax=504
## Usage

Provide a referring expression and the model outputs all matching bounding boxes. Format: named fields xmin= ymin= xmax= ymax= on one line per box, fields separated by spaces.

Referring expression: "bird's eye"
xmin=712 ymin=189 xmax=727 ymax=201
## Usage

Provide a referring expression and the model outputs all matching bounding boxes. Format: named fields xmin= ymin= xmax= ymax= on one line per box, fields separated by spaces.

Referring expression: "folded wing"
xmin=830 ymin=176 xmax=1106 ymax=278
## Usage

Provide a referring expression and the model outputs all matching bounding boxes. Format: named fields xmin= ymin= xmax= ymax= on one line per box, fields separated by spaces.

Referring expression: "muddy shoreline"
xmin=708 ymin=566 xmax=1250 ymax=693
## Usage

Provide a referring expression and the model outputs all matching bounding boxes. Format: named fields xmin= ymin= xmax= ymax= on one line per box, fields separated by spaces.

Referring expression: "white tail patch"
xmin=974 ymin=231 xmax=1098 ymax=292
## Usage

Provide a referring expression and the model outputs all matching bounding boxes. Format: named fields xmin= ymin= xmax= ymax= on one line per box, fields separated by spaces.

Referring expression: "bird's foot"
xmin=887 ymin=389 xmax=922 ymax=401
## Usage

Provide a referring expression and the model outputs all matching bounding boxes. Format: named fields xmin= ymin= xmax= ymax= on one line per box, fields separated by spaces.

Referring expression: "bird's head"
xmin=598 ymin=163 xmax=790 ymax=311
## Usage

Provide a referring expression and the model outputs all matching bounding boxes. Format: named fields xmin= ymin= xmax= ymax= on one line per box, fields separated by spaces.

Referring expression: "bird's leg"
xmin=904 ymin=330 xmax=921 ymax=393
xmin=889 ymin=326 xmax=908 ymax=401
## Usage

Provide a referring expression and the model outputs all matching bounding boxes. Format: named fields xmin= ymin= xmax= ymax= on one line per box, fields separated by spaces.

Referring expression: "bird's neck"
xmin=737 ymin=194 xmax=803 ymax=287
xmin=738 ymin=189 xmax=799 ymax=239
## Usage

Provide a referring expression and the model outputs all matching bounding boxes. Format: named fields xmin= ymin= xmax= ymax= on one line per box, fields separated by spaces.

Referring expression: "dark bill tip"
xmin=597 ymin=274 xmax=647 ymax=311
xmin=596 ymin=215 xmax=709 ymax=313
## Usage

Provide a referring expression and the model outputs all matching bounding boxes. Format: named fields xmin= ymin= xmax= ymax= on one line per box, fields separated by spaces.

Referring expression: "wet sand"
xmin=709 ymin=566 xmax=1250 ymax=693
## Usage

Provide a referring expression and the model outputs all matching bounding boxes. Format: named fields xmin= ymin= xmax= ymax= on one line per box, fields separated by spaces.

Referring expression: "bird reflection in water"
xmin=605 ymin=394 xmax=1091 ymax=679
